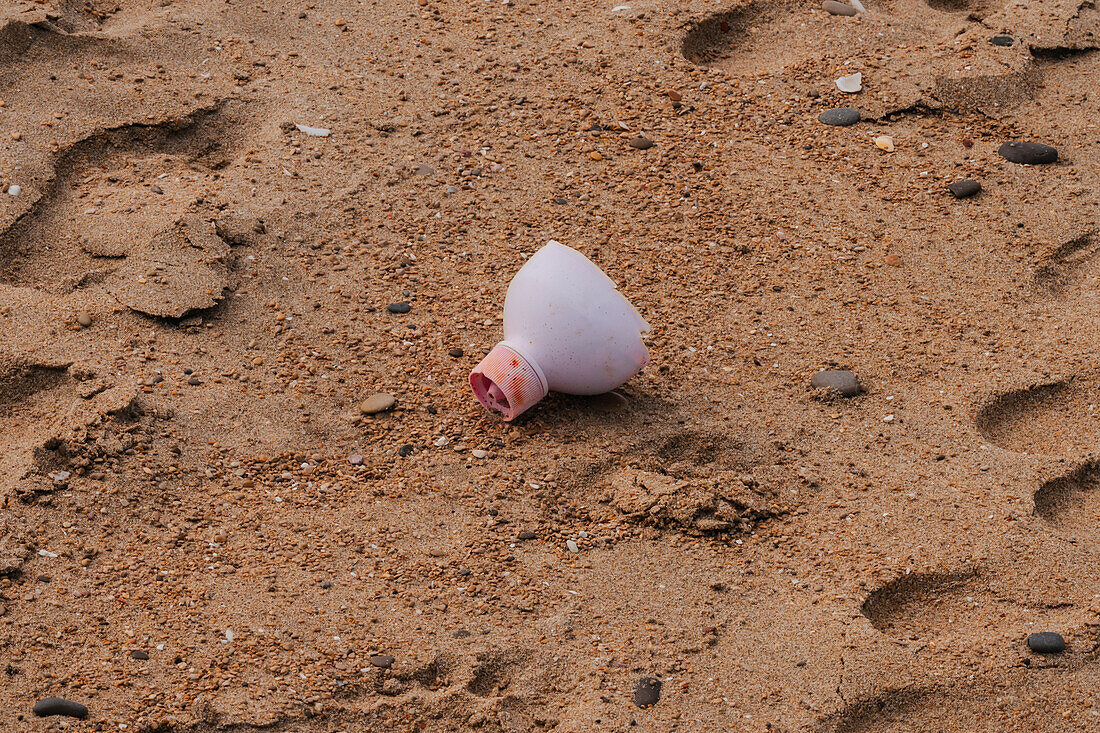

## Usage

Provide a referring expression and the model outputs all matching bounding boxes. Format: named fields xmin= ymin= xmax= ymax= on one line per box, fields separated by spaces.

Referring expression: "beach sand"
xmin=1 ymin=0 xmax=1099 ymax=730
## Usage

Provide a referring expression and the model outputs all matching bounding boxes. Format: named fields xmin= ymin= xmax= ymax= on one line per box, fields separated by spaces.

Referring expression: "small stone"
xmin=187 ymin=376 xmax=201 ymax=385
xmin=667 ymin=90 xmax=682 ymax=102
xmin=553 ymin=197 xmax=568 ymax=205
xmin=414 ymin=164 xmax=434 ymax=176
xmin=448 ymin=347 xmax=464 ymax=358
xmin=360 ymin=393 xmax=396 ymax=414
xmin=1027 ymin=632 xmax=1066 ymax=654
xmin=633 ymin=677 xmax=662 ymax=708
xmin=990 ymin=35 xmax=1013 ymax=46
xmin=629 ymin=136 xmax=654 ymax=150
xmin=998 ymin=141 xmax=1057 ymax=165
xmin=398 ymin=444 xmax=414 ymax=457
xmin=518 ymin=531 xmax=537 ymax=540
xmin=588 ymin=151 xmax=603 ymax=161
xmin=348 ymin=454 xmax=364 ymax=465
xmin=33 ymin=698 xmax=88 ymax=719
xmin=76 ymin=311 xmax=93 ymax=328
xmin=130 ymin=650 xmax=149 ymax=660
xmin=818 ymin=108 xmax=860 ymax=126
xmin=810 ymin=370 xmax=862 ymax=397
xmin=822 ymin=0 xmax=859 ymax=16
xmin=884 ymin=254 xmax=902 ymax=267
xmin=873 ymin=135 xmax=895 ymax=152
xmin=7 ymin=184 xmax=21 ymax=196
xmin=370 ymin=653 xmax=395 ymax=669
xmin=566 ymin=539 xmax=579 ymax=553
xmin=471 ymin=449 xmax=488 ymax=459
xmin=387 ymin=302 xmax=411 ymax=314
xmin=948 ymin=180 xmax=981 ymax=199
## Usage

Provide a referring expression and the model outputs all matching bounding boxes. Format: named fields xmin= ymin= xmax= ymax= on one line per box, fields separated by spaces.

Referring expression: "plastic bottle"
xmin=469 ymin=240 xmax=650 ymax=420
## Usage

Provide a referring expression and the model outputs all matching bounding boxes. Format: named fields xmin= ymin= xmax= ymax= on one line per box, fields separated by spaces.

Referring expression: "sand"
xmin=1 ymin=0 xmax=1099 ymax=730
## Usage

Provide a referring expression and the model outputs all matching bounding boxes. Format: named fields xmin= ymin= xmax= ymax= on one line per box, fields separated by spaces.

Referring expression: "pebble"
xmin=810 ymin=370 xmax=862 ymax=397
xmin=398 ymin=444 xmax=414 ymax=457
xmin=386 ymin=302 xmax=411 ymax=314
xmin=448 ymin=347 xmax=464 ymax=358
xmin=370 ymin=653 xmax=395 ymax=669
xmin=518 ymin=531 xmax=537 ymax=540
xmin=566 ymin=539 xmax=579 ymax=553
xmin=990 ymin=35 xmax=1014 ymax=46
xmin=628 ymin=136 xmax=654 ymax=150
xmin=415 ymin=164 xmax=435 ymax=176
xmin=348 ymin=454 xmax=364 ymax=465
xmin=998 ymin=141 xmax=1058 ymax=165
xmin=33 ymin=698 xmax=88 ymax=719
xmin=360 ymin=393 xmax=396 ymax=414
xmin=633 ymin=677 xmax=662 ymax=708
xmin=818 ymin=107 xmax=860 ymax=126
xmin=948 ymin=179 xmax=981 ymax=199
xmin=873 ymin=135 xmax=895 ymax=152
xmin=76 ymin=311 xmax=93 ymax=328
xmin=7 ymin=184 xmax=20 ymax=196
xmin=822 ymin=0 xmax=859 ymax=16
xmin=1027 ymin=632 xmax=1066 ymax=654
xmin=471 ymin=449 xmax=487 ymax=459
xmin=130 ymin=650 xmax=150 ymax=660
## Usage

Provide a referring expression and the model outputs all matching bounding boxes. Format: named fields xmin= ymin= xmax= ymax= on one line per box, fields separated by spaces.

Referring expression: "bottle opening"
xmin=469 ymin=343 xmax=548 ymax=421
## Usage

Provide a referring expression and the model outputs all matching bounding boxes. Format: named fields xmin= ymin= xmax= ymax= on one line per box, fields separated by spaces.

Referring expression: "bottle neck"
xmin=469 ymin=342 xmax=549 ymax=421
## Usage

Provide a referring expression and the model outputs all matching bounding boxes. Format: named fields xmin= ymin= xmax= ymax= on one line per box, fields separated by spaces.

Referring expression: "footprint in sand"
xmin=0 ymin=105 xmax=245 ymax=293
xmin=975 ymin=376 xmax=1100 ymax=458
xmin=1034 ymin=460 xmax=1100 ymax=539
xmin=1032 ymin=229 xmax=1100 ymax=300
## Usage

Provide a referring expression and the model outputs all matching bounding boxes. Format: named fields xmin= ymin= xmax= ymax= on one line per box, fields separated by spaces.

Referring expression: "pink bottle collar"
xmin=469 ymin=343 xmax=548 ymax=421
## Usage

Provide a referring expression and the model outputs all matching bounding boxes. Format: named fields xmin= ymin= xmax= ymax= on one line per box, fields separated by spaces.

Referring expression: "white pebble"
xmin=883 ymin=414 xmax=895 ymax=422
xmin=471 ymin=449 xmax=487 ymax=459
xmin=566 ymin=540 xmax=579 ymax=553
xmin=7 ymin=185 xmax=21 ymax=196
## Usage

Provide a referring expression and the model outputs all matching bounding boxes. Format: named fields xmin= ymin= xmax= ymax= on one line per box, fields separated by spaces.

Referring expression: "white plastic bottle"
xmin=469 ymin=240 xmax=650 ymax=420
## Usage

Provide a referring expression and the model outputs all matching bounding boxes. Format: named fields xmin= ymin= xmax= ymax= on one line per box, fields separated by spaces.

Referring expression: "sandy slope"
xmin=1 ymin=0 xmax=1099 ymax=730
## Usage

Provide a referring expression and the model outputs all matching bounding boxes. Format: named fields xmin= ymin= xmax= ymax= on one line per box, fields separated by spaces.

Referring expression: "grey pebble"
xmin=387 ymin=302 xmax=411 ymax=314
xmin=33 ymin=698 xmax=88 ymax=719
xmin=633 ymin=677 xmax=662 ymax=707
xmin=822 ymin=0 xmax=859 ymax=16
xmin=810 ymin=370 xmax=862 ymax=397
xmin=948 ymin=180 xmax=981 ymax=199
xmin=818 ymin=108 xmax=860 ymax=126
xmin=998 ymin=141 xmax=1058 ymax=165
xmin=370 ymin=653 xmax=395 ymax=669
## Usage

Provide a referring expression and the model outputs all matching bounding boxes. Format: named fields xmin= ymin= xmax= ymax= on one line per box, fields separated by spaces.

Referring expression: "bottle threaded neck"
xmin=469 ymin=343 xmax=548 ymax=421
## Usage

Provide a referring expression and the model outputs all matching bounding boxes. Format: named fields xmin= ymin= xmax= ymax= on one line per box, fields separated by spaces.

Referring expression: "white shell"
xmin=836 ymin=72 xmax=863 ymax=93
xmin=850 ymin=0 xmax=866 ymax=12
xmin=295 ymin=123 xmax=331 ymax=137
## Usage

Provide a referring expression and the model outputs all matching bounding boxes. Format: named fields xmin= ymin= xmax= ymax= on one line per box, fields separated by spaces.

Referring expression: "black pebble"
xmin=990 ymin=35 xmax=1013 ymax=46
xmin=517 ymin=531 xmax=537 ymax=540
xmin=33 ymin=698 xmax=88 ymax=719
xmin=386 ymin=302 xmax=411 ymax=314
xmin=1027 ymin=632 xmax=1066 ymax=654
xmin=810 ymin=370 xmax=862 ymax=397
xmin=818 ymin=107 xmax=861 ymax=127
xmin=130 ymin=650 xmax=149 ymax=660
xmin=633 ymin=677 xmax=662 ymax=708
xmin=398 ymin=444 xmax=414 ymax=457
xmin=553 ymin=197 xmax=568 ymax=205
xmin=948 ymin=179 xmax=981 ymax=199
xmin=448 ymin=347 xmax=464 ymax=358
xmin=370 ymin=653 xmax=394 ymax=669
xmin=998 ymin=141 xmax=1058 ymax=165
